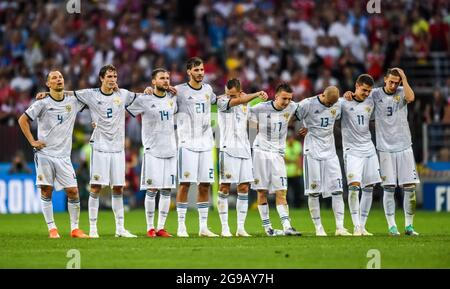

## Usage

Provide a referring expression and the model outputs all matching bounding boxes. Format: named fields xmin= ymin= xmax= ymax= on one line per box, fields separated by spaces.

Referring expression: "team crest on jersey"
xmin=184 ymin=171 xmax=190 ymax=178
xmin=283 ymin=112 xmax=290 ymax=120
xmin=365 ymin=106 xmax=371 ymax=113
xmin=146 ymin=179 xmax=152 ymax=185
xmin=311 ymin=183 xmax=318 ymax=190
xmin=168 ymin=100 xmax=173 ymax=108
xmin=254 ymin=179 xmax=260 ymax=185
xmin=38 ymin=174 xmax=43 ymax=181
xmin=113 ymin=96 xmax=122 ymax=106
xmin=225 ymin=173 xmax=232 ymax=179
xmin=93 ymin=175 xmax=100 ymax=181
xmin=65 ymin=105 xmax=72 ymax=112
xmin=381 ymin=176 xmax=386 ymax=182
xmin=393 ymin=95 xmax=401 ymax=103
xmin=330 ymin=108 xmax=337 ymax=117
xmin=347 ymin=173 xmax=354 ymax=179
xmin=242 ymin=106 xmax=247 ymax=113
xmin=205 ymin=94 xmax=210 ymax=101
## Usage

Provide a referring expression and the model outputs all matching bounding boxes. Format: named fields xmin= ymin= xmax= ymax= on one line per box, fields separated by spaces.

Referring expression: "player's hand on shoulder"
xmin=297 ymin=127 xmax=308 ymax=137
xmin=168 ymin=86 xmax=177 ymax=95
xmin=143 ymin=86 xmax=153 ymax=95
xmin=343 ymin=91 xmax=354 ymax=101
xmin=31 ymin=140 xmax=46 ymax=150
xmin=258 ymin=91 xmax=268 ymax=101
xmin=36 ymin=92 xmax=48 ymax=100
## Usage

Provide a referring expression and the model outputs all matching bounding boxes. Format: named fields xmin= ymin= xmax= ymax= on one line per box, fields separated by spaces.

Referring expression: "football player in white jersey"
xmin=341 ymin=74 xmax=381 ymax=236
xmin=18 ymin=71 xmax=89 ymax=239
xmin=369 ymin=68 xmax=419 ymax=236
xmin=250 ymin=83 xmax=302 ymax=237
xmin=126 ymin=68 xmax=176 ymax=238
xmin=216 ymin=78 xmax=268 ymax=237
xmin=74 ymin=65 xmax=137 ymax=238
xmin=174 ymin=57 xmax=219 ymax=237
xmin=296 ymin=86 xmax=352 ymax=236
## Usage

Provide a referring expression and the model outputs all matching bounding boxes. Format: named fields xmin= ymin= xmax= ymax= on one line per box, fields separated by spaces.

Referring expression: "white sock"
xmin=67 ymin=198 xmax=80 ymax=231
xmin=403 ymin=187 xmax=416 ymax=227
xmin=276 ymin=204 xmax=291 ymax=230
xmin=383 ymin=187 xmax=397 ymax=228
xmin=360 ymin=187 xmax=373 ymax=228
xmin=41 ymin=196 xmax=56 ymax=230
xmin=197 ymin=202 xmax=209 ymax=231
xmin=332 ymin=192 xmax=345 ymax=230
xmin=236 ymin=192 xmax=248 ymax=231
xmin=112 ymin=194 xmax=125 ymax=232
xmin=145 ymin=190 xmax=156 ymax=231
xmin=88 ymin=193 xmax=99 ymax=231
xmin=176 ymin=202 xmax=188 ymax=229
xmin=157 ymin=190 xmax=171 ymax=231
xmin=348 ymin=185 xmax=361 ymax=228
xmin=308 ymin=194 xmax=322 ymax=228
xmin=217 ymin=192 xmax=229 ymax=230
xmin=257 ymin=204 xmax=271 ymax=230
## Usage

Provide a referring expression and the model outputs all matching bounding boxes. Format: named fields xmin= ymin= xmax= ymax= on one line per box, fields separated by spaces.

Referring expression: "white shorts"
xmin=219 ymin=151 xmax=254 ymax=184
xmin=178 ymin=147 xmax=214 ymax=183
xmin=378 ymin=147 xmax=420 ymax=186
xmin=34 ymin=153 xmax=77 ymax=191
xmin=304 ymin=154 xmax=343 ymax=198
xmin=90 ymin=149 xmax=125 ymax=187
xmin=252 ymin=150 xmax=287 ymax=193
xmin=344 ymin=152 xmax=381 ymax=188
xmin=140 ymin=153 xmax=177 ymax=190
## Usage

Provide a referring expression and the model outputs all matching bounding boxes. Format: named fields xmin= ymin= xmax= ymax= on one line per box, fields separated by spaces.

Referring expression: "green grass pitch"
xmin=1 ymin=208 xmax=449 ymax=268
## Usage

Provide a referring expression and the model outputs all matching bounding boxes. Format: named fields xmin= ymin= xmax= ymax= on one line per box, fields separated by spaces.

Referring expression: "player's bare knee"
xmin=237 ymin=183 xmax=249 ymax=193
xmin=65 ymin=187 xmax=79 ymax=200
xmin=112 ymin=186 xmax=123 ymax=195
xmin=40 ymin=185 xmax=53 ymax=199
xmin=90 ymin=184 xmax=101 ymax=195
xmin=219 ymin=183 xmax=231 ymax=195
xmin=275 ymin=190 xmax=287 ymax=205
xmin=257 ymin=190 xmax=268 ymax=204
xmin=403 ymin=184 xmax=416 ymax=190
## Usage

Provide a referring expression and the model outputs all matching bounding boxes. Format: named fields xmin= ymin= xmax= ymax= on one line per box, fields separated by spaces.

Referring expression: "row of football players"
xmin=18 ymin=57 xmax=419 ymax=238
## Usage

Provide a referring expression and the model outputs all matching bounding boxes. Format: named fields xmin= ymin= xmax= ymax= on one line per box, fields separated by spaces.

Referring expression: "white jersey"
xmin=25 ymin=93 xmax=85 ymax=157
xmin=74 ymin=88 xmax=135 ymax=153
xmin=296 ymin=95 xmax=341 ymax=160
xmin=217 ymin=95 xmax=251 ymax=159
xmin=250 ymin=101 xmax=299 ymax=156
xmin=341 ymin=96 xmax=376 ymax=157
xmin=372 ymin=86 xmax=412 ymax=152
xmin=175 ymin=83 xmax=217 ymax=152
xmin=126 ymin=92 xmax=177 ymax=158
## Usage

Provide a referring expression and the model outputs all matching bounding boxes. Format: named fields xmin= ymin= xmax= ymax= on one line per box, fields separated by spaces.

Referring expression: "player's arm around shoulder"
xmin=228 ymin=91 xmax=268 ymax=108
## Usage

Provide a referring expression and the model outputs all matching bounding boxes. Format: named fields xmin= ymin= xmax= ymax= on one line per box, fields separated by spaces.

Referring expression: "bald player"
xmin=296 ymin=86 xmax=351 ymax=236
